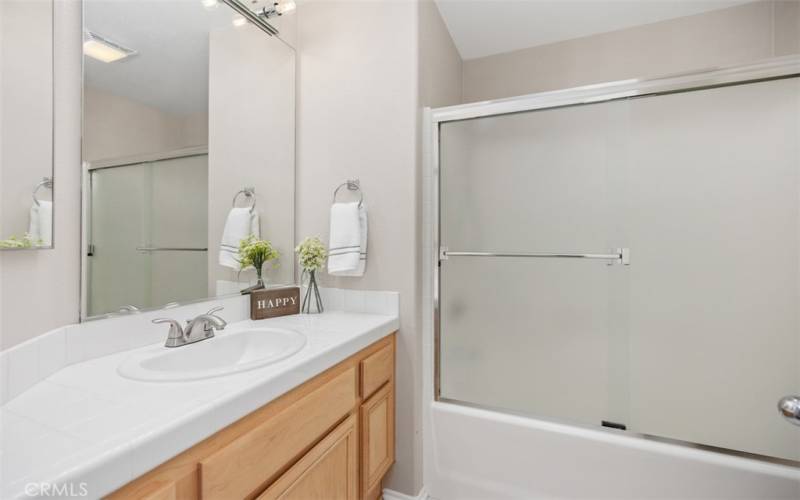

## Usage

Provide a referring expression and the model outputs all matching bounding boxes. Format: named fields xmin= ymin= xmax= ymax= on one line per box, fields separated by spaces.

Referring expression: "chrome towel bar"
xmin=440 ymin=247 xmax=630 ymax=265
xmin=32 ymin=176 xmax=53 ymax=207
xmin=232 ymin=187 xmax=256 ymax=212
xmin=333 ymin=179 xmax=364 ymax=207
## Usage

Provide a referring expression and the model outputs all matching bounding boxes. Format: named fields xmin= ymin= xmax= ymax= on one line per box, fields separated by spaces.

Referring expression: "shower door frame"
xmin=427 ymin=54 xmax=800 ymax=468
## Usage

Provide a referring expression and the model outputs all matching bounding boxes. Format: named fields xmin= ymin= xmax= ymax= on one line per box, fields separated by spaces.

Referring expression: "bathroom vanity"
xmin=0 ymin=290 xmax=399 ymax=499
xmin=109 ymin=334 xmax=395 ymax=500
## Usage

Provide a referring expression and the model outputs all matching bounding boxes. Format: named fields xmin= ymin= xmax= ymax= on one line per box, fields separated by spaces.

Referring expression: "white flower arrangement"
xmin=295 ymin=236 xmax=327 ymax=272
xmin=0 ymin=233 xmax=40 ymax=249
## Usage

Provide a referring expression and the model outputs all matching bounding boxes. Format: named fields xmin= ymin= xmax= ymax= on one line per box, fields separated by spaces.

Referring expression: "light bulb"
xmin=201 ymin=0 xmax=218 ymax=9
xmin=232 ymin=14 xmax=247 ymax=27
xmin=276 ymin=1 xmax=296 ymax=15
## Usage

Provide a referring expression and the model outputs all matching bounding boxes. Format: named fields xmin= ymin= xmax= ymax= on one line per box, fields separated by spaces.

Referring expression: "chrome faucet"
xmin=152 ymin=306 xmax=227 ymax=348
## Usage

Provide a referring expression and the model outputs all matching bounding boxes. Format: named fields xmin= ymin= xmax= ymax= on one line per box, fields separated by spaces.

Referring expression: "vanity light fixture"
xmin=83 ymin=31 xmax=136 ymax=63
xmin=256 ymin=1 xmax=296 ymax=19
xmin=220 ymin=0 xmax=279 ymax=36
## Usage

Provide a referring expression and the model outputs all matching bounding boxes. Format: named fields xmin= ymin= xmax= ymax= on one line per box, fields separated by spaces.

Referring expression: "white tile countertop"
xmin=0 ymin=294 xmax=398 ymax=499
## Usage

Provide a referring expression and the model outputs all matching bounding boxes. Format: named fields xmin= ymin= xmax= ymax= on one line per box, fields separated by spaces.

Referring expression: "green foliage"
xmin=295 ymin=236 xmax=327 ymax=272
xmin=238 ymin=235 xmax=279 ymax=277
xmin=0 ymin=233 xmax=40 ymax=249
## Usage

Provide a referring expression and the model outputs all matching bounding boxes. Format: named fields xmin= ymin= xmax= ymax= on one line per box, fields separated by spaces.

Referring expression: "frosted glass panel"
xmin=623 ymin=80 xmax=800 ymax=460
xmin=440 ymin=101 xmax=631 ymax=429
xmin=438 ymin=78 xmax=800 ymax=461
xmin=88 ymin=155 xmax=208 ymax=316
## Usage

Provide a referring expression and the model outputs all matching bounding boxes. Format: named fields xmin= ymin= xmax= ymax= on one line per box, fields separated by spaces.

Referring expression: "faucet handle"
xmin=152 ymin=318 xmax=187 ymax=345
xmin=206 ymin=305 xmax=224 ymax=316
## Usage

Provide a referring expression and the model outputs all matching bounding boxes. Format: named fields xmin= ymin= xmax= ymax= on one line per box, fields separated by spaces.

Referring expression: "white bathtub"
xmin=423 ymin=401 xmax=800 ymax=499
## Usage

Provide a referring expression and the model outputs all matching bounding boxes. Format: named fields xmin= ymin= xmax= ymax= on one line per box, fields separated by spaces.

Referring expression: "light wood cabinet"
xmin=258 ymin=414 xmax=358 ymax=500
xmin=360 ymin=343 xmax=393 ymax=400
xmin=108 ymin=333 xmax=395 ymax=500
xmin=200 ymin=368 xmax=357 ymax=500
xmin=360 ymin=383 xmax=394 ymax=499
xmin=137 ymin=481 xmax=176 ymax=500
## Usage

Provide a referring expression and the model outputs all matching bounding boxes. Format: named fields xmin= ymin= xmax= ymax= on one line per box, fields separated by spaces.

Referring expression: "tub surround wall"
xmin=462 ymin=1 xmax=800 ymax=102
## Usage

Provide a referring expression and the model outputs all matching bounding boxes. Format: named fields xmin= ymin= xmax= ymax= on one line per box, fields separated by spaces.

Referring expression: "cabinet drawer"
xmin=360 ymin=342 xmax=393 ymax=399
xmin=257 ymin=414 xmax=358 ymax=500
xmin=361 ymin=382 xmax=394 ymax=495
xmin=200 ymin=367 xmax=357 ymax=500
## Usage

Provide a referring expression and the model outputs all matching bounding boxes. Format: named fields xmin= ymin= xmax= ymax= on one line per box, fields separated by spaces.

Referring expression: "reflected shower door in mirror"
xmin=87 ymin=153 xmax=208 ymax=317
xmin=438 ymin=77 xmax=800 ymax=463
xmin=0 ymin=0 xmax=54 ymax=249
xmin=81 ymin=0 xmax=296 ymax=318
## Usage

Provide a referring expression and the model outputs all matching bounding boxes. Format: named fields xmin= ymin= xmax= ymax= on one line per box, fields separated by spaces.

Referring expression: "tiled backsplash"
xmin=0 ymin=288 xmax=399 ymax=405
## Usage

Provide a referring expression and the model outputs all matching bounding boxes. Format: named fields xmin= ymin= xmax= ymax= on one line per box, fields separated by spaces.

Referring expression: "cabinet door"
xmin=258 ymin=414 xmax=359 ymax=500
xmin=108 ymin=468 xmax=197 ymax=500
xmin=201 ymin=368 xmax=357 ymax=500
xmin=361 ymin=383 xmax=394 ymax=498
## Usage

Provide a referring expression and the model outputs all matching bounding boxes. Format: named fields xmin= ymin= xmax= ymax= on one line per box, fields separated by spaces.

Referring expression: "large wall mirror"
xmin=0 ymin=0 xmax=54 ymax=250
xmin=81 ymin=0 xmax=295 ymax=319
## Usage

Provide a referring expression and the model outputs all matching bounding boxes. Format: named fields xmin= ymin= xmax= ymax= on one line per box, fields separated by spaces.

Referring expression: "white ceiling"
xmin=435 ymin=0 xmax=754 ymax=60
xmin=84 ymin=0 xmax=273 ymax=116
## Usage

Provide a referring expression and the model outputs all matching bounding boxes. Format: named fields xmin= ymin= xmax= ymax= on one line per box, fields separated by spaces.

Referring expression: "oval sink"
xmin=118 ymin=328 xmax=306 ymax=382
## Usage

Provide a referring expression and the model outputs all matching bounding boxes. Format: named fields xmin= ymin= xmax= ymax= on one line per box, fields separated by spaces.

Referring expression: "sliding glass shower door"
xmin=87 ymin=154 xmax=208 ymax=316
xmin=438 ymin=77 xmax=800 ymax=462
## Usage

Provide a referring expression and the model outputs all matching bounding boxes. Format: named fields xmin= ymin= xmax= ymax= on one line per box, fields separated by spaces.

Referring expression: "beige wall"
xmin=207 ymin=24 xmax=295 ymax=292
xmin=296 ymin=1 xmax=460 ymax=494
xmin=0 ymin=0 xmax=82 ymax=350
xmin=463 ymin=1 xmax=800 ymax=102
xmin=419 ymin=0 xmax=462 ymax=106
xmin=296 ymin=1 xmax=419 ymax=491
xmin=83 ymin=87 xmax=207 ymax=163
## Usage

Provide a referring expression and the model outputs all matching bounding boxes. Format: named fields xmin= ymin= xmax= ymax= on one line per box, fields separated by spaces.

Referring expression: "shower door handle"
xmin=778 ymin=396 xmax=800 ymax=426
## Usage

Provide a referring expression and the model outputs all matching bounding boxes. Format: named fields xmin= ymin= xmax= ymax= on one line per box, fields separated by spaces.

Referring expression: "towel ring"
xmin=32 ymin=177 xmax=53 ymax=207
xmin=232 ymin=187 xmax=256 ymax=212
xmin=333 ymin=179 xmax=363 ymax=207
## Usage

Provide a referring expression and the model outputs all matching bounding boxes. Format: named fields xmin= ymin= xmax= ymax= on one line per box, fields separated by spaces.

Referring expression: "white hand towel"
xmin=328 ymin=202 xmax=367 ymax=276
xmin=219 ymin=207 xmax=260 ymax=269
xmin=336 ymin=204 xmax=367 ymax=276
xmin=28 ymin=200 xmax=52 ymax=246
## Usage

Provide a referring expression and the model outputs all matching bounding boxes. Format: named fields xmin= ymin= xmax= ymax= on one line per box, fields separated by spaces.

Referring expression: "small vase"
xmin=240 ymin=273 xmax=266 ymax=295
xmin=302 ymin=270 xmax=324 ymax=314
